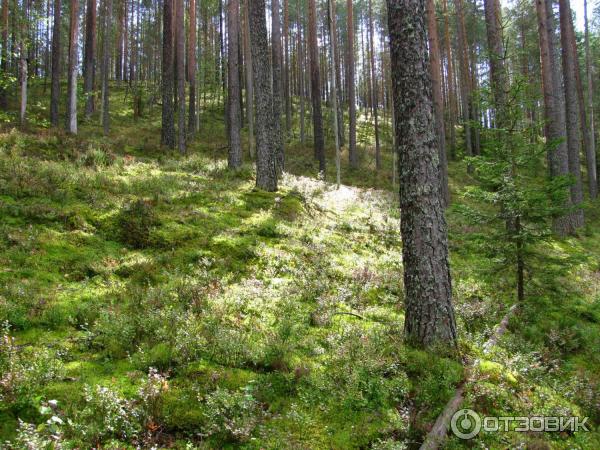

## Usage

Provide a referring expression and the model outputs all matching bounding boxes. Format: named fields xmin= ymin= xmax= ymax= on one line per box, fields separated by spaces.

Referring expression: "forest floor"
xmin=1 ymin=85 xmax=599 ymax=449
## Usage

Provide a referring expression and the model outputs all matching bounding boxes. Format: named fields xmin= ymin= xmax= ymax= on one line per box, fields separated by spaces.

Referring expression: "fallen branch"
xmin=419 ymin=304 xmax=518 ymax=450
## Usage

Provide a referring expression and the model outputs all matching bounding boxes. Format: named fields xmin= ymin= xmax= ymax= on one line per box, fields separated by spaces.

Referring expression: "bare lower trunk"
xmin=426 ymin=0 xmax=449 ymax=207
xmin=161 ymin=0 xmax=175 ymax=148
xmin=535 ymin=0 xmax=574 ymax=236
xmin=584 ymin=0 xmax=597 ymax=197
xmin=272 ymin=0 xmax=284 ymax=173
xmin=347 ymin=0 xmax=357 ymax=168
xmin=188 ymin=0 xmax=197 ymax=135
xmin=175 ymin=0 xmax=186 ymax=153
xmin=455 ymin=0 xmax=472 ymax=160
xmin=83 ymin=0 xmax=97 ymax=117
xmin=66 ymin=0 xmax=79 ymax=134
xmin=243 ymin=0 xmax=254 ymax=157
xmin=387 ymin=0 xmax=457 ymax=348
xmin=50 ymin=0 xmax=61 ymax=126
xmin=248 ymin=0 xmax=277 ymax=191
xmin=328 ymin=0 xmax=340 ymax=187
xmin=308 ymin=0 xmax=325 ymax=173
xmin=101 ymin=0 xmax=112 ymax=135
xmin=227 ymin=0 xmax=242 ymax=168
xmin=559 ymin=0 xmax=584 ymax=228
xmin=0 ymin=0 xmax=8 ymax=109
xmin=368 ymin=0 xmax=380 ymax=170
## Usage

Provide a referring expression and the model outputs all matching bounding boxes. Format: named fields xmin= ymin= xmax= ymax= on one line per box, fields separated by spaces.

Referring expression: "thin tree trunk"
xmin=328 ymin=0 xmax=340 ymax=187
xmin=331 ymin=1 xmax=344 ymax=148
xmin=283 ymin=0 xmax=291 ymax=133
xmin=368 ymin=0 xmax=380 ymax=170
xmin=455 ymin=0 xmax=472 ymax=162
xmin=248 ymin=0 xmax=277 ymax=191
xmin=188 ymin=0 xmax=197 ymax=135
xmin=66 ymin=0 xmax=79 ymax=134
xmin=101 ymin=0 xmax=112 ymax=134
xmin=19 ymin=1 xmax=27 ymax=125
xmin=387 ymin=0 xmax=457 ymax=348
xmin=535 ymin=0 xmax=574 ymax=236
xmin=243 ymin=0 xmax=254 ymax=157
xmin=559 ymin=0 xmax=584 ymax=228
xmin=483 ymin=0 xmax=507 ymax=126
xmin=347 ymin=0 xmax=357 ymax=168
xmin=272 ymin=0 xmax=284 ymax=173
xmin=161 ymin=0 xmax=175 ymax=148
xmin=228 ymin=0 xmax=242 ymax=168
xmin=50 ymin=0 xmax=61 ymax=126
xmin=298 ymin=0 xmax=305 ymax=145
xmin=308 ymin=0 xmax=325 ymax=173
xmin=583 ymin=0 xmax=598 ymax=199
xmin=0 ymin=0 xmax=8 ymax=109
xmin=441 ymin=0 xmax=456 ymax=158
xmin=426 ymin=0 xmax=450 ymax=207
xmin=175 ymin=0 xmax=186 ymax=153
xmin=83 ymin=0 xmax=97 ymax=117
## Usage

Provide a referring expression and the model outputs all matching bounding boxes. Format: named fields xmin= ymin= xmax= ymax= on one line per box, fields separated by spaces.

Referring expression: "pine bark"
xmin=387 ymin=0 xmax=457 ymax=348
xmin=426 ymin=0 xmax=450 ymax=207
xmin=455 ymin=0 xmax=472 ymax=159
xmin=308 ymin=0 xmax=325 ymax=173
xmin=243 ymin=0 xmax=254 ymax=157
xmin=83 ymin=0 xmax=97 ymax=117
xmin=559 ymin=0 xmax=584 ymax=228
xmin=161 ymin=0 xmax=175 ymax=148
xmin=584 ymin=0 xmax=597 ymax=197
xmin=50 ymin=0 xmax=61 ymax=126
xmin=175 ymin=0 xmax=186 ymax=153
xmin=248 ymin=0 xmax=277 ymax=191
xmin=188 ymin=0 xmax=197 ymax=135
xmin=441 ymin=0 xmax=456 ymax=158
xmin=272 ymin=0 xmax=284 ymax=172
xmin=347 ymin=0 xmax=357 ymax=168
xmin=19 ymin=0 xmax=28 ymax=125
xmin=227 ymin=0 xmax=242 ymax=168
xmin=483 ymin=0 xmax=507 ymax=126
xmin=66 ymin=0 xmax=79 ymax=134
xmin=368 ymin=0 xmax=380 ymax=170
xmin=0 ymin=0 xmax=8 ymax=109
xmin=101 ymin=0 xmax=112 ymax=135
xmin=535 ymin=0 xmax=574 ymax=236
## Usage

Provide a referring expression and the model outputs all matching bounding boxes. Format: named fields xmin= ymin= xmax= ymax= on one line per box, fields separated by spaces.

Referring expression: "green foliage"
xmin=116 ymin=199 xmax=158 ymax=249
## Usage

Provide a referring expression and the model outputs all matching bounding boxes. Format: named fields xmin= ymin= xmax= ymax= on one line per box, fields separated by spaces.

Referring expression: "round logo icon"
xmin=451 ymin=408 xmax=481 ymax=440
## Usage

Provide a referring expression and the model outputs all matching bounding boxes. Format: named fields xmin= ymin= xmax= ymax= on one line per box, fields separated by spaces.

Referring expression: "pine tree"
xmin=387 ymin=0 xmax=457 ymax=347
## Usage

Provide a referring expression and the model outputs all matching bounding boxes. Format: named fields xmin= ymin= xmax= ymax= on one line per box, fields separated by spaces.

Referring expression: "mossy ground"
xmin=0 ymin=83 xmax=599 ymax=448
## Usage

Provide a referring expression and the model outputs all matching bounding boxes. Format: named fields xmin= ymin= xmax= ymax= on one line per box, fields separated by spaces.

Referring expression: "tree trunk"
xmin=368 ymin=0 xmax=380 ymax=170
xmin=175 ymin=0 xmax=186 ymax=153
xmin=347 ymin=0 xmax=357 ymax=168
xmin=188 ymin=0 xmax=197 ymax=135
xmin=271 ymin=0 xmax=284 ymax=173
xmin=535 ymin=0 xmax=574 ymax=236
xmin=331 ymin=1 xmax=344 ymax=148
xmin=441 ymin=0 xmax=456 ymax=158
xmin=308 ymin=0 xmax=325 ymax=173
xmin=243 ymin=0 xmax=254 ymax=157
xmin=328 ymin=0 xmax=340 ymax=186
xmin=426 ymin=0 xmax=450 ymax=207
xmin=161 ymin=0 xmax=175 ymax=148
xmin=559 ymin=0 xmax=584 ymax=228
xmin=483 ymin=0 xmax=507 ymax=126
xmin=248 ymin=0 xmax=277 ymax=191
xmin=66 ymin=0 xmax=79 ymax=134
xmin=19 ymin=1 xmax=27 ymax=125
xmin=83 ymin=0 xmax=97 ymax=117
xmin=455 ymin=0 xmax=472 ymax=161
xmin=101 ymin=0 xmax=112 ymax=134
xmin=0 ymin=0 xmax=8 ymax=109
xmin=297 ymin=1 xmax=305 ymax=145
xmin=283 ymin=0 xmax=291 ymax=133
xmin=50 ymin=0 xmax=61 ymax=126
xmin=387 ymin=0 xmax=457 ymax=348
xmin=584 ymin=0 xmax=597 ymax=197
xmin=228 ymin=0 xmax=242 ymax=168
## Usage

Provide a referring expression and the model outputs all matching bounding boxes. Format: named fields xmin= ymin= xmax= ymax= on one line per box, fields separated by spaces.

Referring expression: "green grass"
xmin=0 ymin=82 xmax=598 ymax=448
